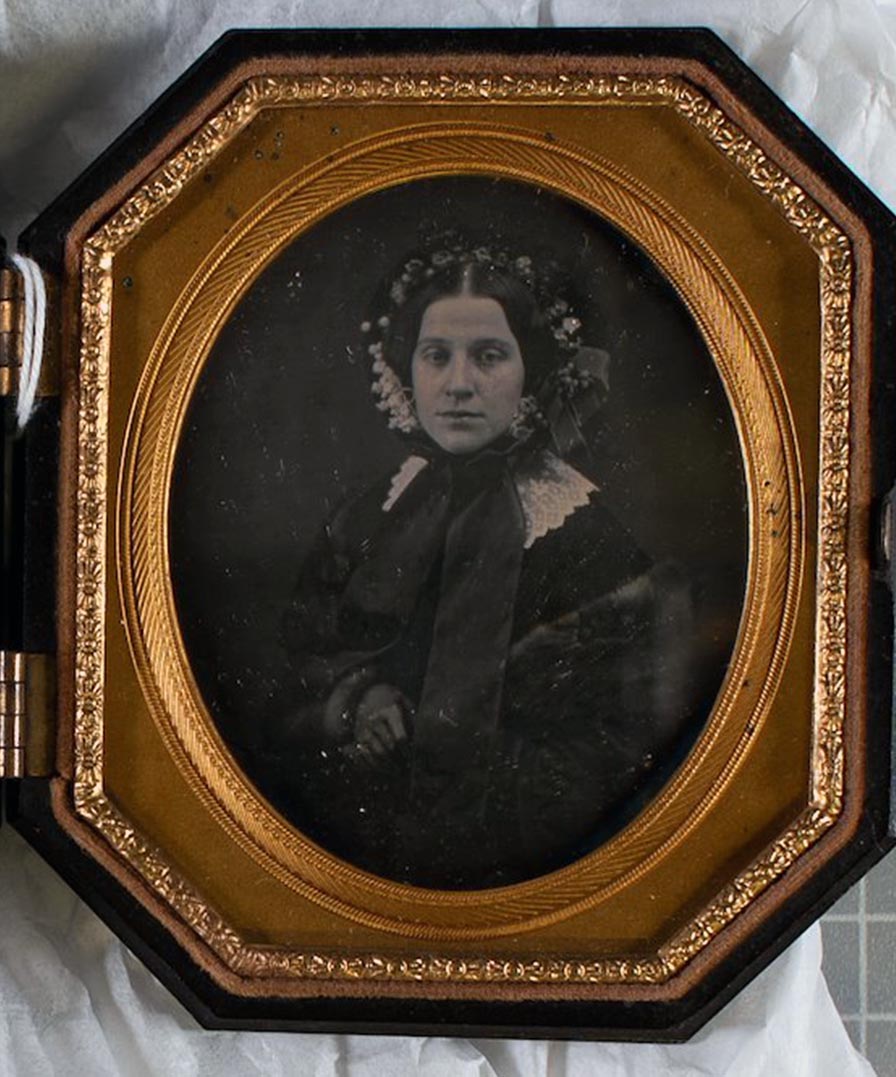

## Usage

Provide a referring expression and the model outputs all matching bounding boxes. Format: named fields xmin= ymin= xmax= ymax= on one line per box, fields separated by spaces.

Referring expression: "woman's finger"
xmin=382 ymin=704 xmax=407 ymax=743
xmin=354 ymin=741 xmax=379 ymax=769
xmin=368 ymin=714 xmax=396 ymax=752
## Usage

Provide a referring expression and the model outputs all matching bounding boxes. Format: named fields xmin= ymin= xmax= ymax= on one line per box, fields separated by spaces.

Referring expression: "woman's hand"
xmin=321 ymin=667 xmax=376 ymax=742
xmin=347 ymin=684 xmax=411 ymax=771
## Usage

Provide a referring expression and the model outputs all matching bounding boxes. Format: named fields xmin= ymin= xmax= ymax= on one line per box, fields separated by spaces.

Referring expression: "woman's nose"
xmin=445 ymin=354 xmax=474 ymax=397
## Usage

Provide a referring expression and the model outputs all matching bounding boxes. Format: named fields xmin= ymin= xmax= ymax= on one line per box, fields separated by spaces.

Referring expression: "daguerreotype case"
xmin=2 ymin=28 xmax=895 ymax=1040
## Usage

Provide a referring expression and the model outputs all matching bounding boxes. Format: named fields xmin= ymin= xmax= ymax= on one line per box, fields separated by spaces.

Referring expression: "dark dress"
xmin=274 ymin=447 xmax=697 ymax=889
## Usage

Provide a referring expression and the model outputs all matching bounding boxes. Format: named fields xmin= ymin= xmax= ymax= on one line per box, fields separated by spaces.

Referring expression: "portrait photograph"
xmin=168 ymin=175 xmax=748 ymax=891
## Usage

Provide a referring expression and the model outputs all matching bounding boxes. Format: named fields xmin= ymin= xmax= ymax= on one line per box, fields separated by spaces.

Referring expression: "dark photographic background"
xmin=170 ymin=176 xmax=748 ymax=845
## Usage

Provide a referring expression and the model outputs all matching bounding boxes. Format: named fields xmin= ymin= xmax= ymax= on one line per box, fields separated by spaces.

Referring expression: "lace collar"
xmin=382 ymin=451 xmax=597 ymax=549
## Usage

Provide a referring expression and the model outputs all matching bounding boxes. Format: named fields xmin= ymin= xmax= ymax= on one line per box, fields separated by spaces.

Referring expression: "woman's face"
xmin=411 ymin=295 xmax=525 ymax=455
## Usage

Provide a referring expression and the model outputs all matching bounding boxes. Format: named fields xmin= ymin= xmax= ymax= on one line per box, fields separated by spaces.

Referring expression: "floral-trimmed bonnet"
xmin=361 ymin=237 xmax=610 ymax=457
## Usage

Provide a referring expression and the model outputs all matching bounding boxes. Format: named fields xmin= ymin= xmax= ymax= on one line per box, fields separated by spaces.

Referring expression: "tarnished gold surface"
xmin=0 ymin=262 xmax=58 ymax=397
xmin=0 ymin=652 xmax=55 ymax=777
xmin=68 ymin=70 xmax=852 ymax=988
xmin=0 ymin=264 xmax=24 ymax=384
xmin=0 ymin=651 xmax=25 ymax=778
xmin=0 ymin=368 xmax=16 ymax=395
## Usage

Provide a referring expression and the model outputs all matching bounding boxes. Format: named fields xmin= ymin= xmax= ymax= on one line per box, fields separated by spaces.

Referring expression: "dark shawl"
xmin=273 ymin=449 xmax=696 ymax=888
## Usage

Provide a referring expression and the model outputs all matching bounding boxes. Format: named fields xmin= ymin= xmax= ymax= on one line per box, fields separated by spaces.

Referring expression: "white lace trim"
xmin=514 ymin=452 xmax=597 ymax=549
xmin=382 ymin=455 xmax=429 ymax=512
xmin=381 ymin=451 xmax=596 ymax=548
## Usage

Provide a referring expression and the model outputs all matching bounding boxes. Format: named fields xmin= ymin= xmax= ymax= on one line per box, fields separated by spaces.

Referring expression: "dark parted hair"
xmin=383 ymin=261 xmax=561 ymax=394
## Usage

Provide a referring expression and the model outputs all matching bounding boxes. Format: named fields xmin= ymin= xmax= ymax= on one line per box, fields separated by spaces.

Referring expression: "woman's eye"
xmin=476 ymin=346 xmax=508 ymax=366
xmin=417 ymin=346 xmax=449 ymax=365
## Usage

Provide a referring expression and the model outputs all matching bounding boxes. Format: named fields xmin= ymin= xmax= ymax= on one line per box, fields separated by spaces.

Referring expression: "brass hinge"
xmin=0 ymin=651 xmax=55 ymax=777
xmin=0 ymin=264 xmax=23 ymax=397
xmin=0 ymin=260 xmax=57 ymax=400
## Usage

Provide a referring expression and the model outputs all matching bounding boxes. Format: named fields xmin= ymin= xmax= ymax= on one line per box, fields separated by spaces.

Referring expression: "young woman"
xmin=279 ymin=241 xmax=696 ymax=889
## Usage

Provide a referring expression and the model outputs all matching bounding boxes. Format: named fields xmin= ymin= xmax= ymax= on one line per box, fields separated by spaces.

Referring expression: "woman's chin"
xmin=425 ymin=423 xmax=508 ymax=456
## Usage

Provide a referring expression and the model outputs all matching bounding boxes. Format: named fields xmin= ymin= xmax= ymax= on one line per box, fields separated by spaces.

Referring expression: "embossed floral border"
xmin=73 ymin=72 xmax=850 ymax=987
